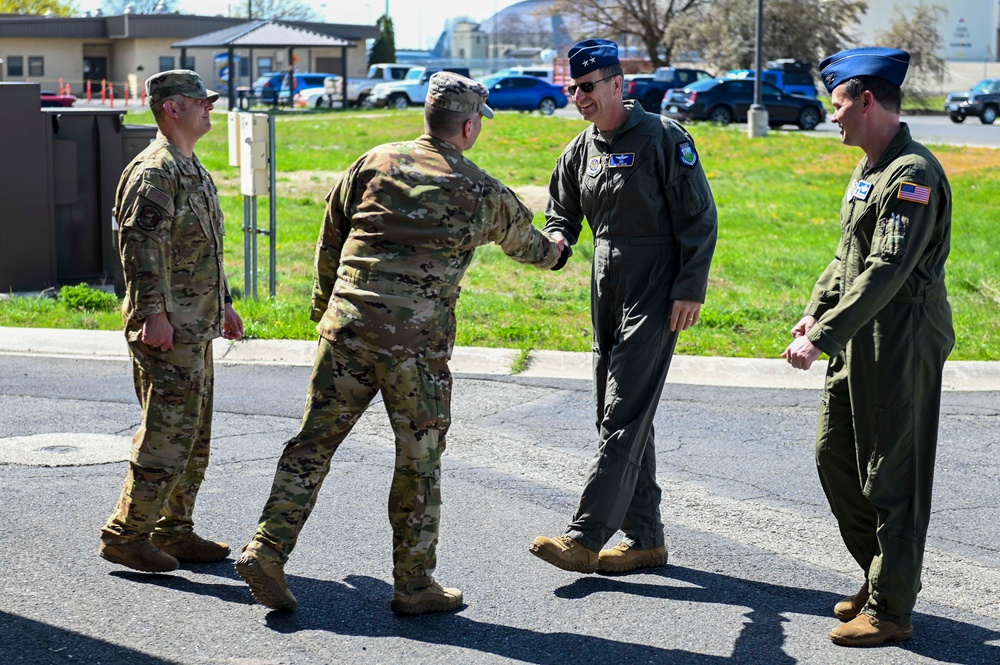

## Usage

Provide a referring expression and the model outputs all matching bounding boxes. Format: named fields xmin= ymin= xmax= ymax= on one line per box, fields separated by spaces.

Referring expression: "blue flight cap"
xmin=568 ymin=39 xmax=620 ymax=79
xmin=819 ymin=46 xmax=910 ymax=92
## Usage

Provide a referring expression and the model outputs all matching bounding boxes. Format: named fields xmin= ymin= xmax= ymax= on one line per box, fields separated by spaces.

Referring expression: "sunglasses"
xmin=566 ymin=74 xmax=617 ymax=96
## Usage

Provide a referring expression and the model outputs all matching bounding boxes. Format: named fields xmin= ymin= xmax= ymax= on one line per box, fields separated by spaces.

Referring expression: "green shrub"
xmin=58 ymin=283 xmax=120 ymax=312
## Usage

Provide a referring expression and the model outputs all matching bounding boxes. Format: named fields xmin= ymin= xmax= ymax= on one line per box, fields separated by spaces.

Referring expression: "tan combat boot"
xmin=391 ymin=579 xmax=463 ymax=616
xmin=529 ymin=535 xmax=598 ymax=573
xmin=829 ymin=613 xmax=913 ymax=646
xmin=235 ymin=547 xmax=297 ymax=611
xmin=99 ymin=537 xmax=179 ymax=573
xmin=834 ymin=582 xmax=870 ymax=621
xmin=151 ymin=531 xmax=231 ymax=562
xmin=597 ymin=542 xmax=668 ymax=574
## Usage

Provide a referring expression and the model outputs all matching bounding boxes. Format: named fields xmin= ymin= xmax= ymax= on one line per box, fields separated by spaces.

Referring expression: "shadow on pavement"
xmin=0 ymin=611 xmax=181 ymax=664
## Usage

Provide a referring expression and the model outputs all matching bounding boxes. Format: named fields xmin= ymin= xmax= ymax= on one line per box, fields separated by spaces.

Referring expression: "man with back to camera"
xmin=782 ymin=47 xmax=953 ymax=646
xmin=529 ymin=39 xmax=718 ymax=575
xmin=99 ymin=70 xmax=244 ymax=573
xmin=235 ymin=72 xmax=567 ymax=615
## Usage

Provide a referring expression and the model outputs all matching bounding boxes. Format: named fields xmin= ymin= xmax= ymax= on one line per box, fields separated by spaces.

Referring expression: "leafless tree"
xmin=683 ymin=0 xmax=868 ymax=72
xmin=101 ymin=0 xmax=176 ymax=14
xmin=875 ymin=3 xmax=947 ymax=101
xmin=548 ymin=0 xmax=708 ymax=68
xmin=232 ymin=0 xmax=318 ymax=22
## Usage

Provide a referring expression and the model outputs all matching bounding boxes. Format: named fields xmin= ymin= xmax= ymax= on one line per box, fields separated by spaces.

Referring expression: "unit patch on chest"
xmin=608 ymin=153 xmax=635 ymax=168
xmin=587 ymin=156 xmax=603 ymax=177
xmin=853 ymin=179 xmax=873 ymax=201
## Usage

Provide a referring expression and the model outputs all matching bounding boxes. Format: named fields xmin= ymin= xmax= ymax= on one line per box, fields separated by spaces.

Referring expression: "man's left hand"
xmin=781 ymin=335 xmax=822 ymax=370
xmin=223 ymin=304 xmax=244 ymax=340
xmin=670 ymin=300 xmax=702 ymax=332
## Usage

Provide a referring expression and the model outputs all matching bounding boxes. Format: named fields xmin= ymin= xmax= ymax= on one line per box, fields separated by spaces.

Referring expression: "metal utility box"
xmin=0 ymin=82 xmax=157 ymax=294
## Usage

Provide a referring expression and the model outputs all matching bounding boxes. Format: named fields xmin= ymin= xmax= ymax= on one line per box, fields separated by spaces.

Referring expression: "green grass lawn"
xmin=3 ymin=107 xmax=998 ymax=360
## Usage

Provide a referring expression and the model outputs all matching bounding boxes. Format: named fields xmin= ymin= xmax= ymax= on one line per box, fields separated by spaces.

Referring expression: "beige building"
xmin=450 ymin=21 xmax=489 ymax=61
xmin=0 ymin=13 xmax=378 ymax=96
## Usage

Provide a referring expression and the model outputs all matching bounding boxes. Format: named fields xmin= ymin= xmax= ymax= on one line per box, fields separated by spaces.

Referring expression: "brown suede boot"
xmin=391 ymin=579 xmax=463 ymax=616
xmin=235 ymin=547 xmax=297 ymax=611
xmin=829 ymin=613 xmax=913 ymax=647
xmin=529 ymin=535 xmax=598 ymax=573
xmin=598 ymin=542 xmax=668 ymax=574
xmin=151 ymin=531 xmax=231 ymax=563
xmin=99 ymin=537 xmax=179 ymax=573
xmin=834 ymin=582 xmax=870 ymax=621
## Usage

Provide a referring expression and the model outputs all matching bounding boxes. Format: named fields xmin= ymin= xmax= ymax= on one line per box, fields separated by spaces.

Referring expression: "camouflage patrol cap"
xmin=426 ymin=71 xmax=494 ymax=119
xmin=145 ymin=69 xmax=220 ymax=106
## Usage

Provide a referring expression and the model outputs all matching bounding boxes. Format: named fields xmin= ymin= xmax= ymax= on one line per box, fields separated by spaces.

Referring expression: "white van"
xmin=492 ymin=66 xmax=554 ymax=84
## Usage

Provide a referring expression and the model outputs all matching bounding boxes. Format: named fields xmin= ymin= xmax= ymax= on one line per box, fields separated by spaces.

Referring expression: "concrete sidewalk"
xmin=2 ymin=326 xmax=998 ymax=391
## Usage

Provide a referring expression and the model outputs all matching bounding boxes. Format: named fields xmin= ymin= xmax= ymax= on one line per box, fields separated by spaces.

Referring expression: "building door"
xmin=83 ymin=57 xmax=107 ymax=83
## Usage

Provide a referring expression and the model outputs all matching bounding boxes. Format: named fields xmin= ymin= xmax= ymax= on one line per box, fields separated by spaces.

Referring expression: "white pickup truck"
xmin=366 ymin=66 xmax=472 ymax=110
xmin=326 ymin=63 xmax=412 ymax=107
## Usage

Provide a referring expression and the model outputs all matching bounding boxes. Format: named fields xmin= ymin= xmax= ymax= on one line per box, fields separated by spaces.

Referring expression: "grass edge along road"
xmin=2 ymin=108 xmax=997 ymax=360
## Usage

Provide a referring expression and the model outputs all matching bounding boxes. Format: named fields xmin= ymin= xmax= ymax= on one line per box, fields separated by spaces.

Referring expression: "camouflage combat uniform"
xmin=247 ymin=133 xmax=561 ymax=592
xmin=102 ymin=131 xmax=230 ymax=543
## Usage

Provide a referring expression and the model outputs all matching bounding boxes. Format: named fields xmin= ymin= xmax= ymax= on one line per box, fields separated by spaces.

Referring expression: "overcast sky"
xmin=74 ymin=0 xmax=526 ymax=49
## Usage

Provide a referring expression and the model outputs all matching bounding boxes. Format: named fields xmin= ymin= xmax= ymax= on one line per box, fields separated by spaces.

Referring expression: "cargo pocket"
xmin=863 ymin=406 xmax=914 ymax=503
xmin=877 ymin=213 xmax=908 ymax=263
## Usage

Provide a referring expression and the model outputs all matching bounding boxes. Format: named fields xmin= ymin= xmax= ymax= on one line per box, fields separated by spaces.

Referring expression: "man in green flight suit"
xmin=100 ymin=70 xmax=244 ymax=573
xmin=235 ymin=72 xmax=566 ymax=616
xmin=529 ymin=39 xmax=718 ymax=574
xmin=782 ymin=47 xmax=954 ymax=647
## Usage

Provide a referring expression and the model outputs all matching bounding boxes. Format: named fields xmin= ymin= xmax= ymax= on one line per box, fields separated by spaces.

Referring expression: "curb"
xmin=1 ymin=326 xmax=998 ymax=391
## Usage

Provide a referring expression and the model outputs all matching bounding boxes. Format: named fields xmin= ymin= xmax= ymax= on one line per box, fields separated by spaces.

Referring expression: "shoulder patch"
xmin=136 ymin=205 xmax=162 ymax=231
xmin=897 ymin=181 xmax=931 ymax=205
xmin=678 ymin=141 xmax=698 ymax=168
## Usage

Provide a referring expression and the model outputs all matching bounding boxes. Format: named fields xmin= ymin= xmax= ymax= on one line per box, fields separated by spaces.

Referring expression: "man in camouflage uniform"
xmin=530 ymin=39 xmax=717 ymax=575
xmin=236 ymin=72 xmax=565 ymax=615
xmin=783 ymin=48 xmax=954 ymax=646
xmin=99 ymin=70 xmax=244 ymax=573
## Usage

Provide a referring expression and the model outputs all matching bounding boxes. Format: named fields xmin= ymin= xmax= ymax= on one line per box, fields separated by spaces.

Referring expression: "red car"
xmin=40 ymin=91 xmax=77 ymax=108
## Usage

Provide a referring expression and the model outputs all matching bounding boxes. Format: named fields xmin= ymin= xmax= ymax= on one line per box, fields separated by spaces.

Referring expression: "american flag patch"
xmin=897 ymin=182 xmax=930 ymax=204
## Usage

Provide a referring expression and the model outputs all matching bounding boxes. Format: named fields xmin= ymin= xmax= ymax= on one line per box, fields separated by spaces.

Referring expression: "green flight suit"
xmin=805 ymin=124 xmax=954 ymax=623
xmin=544 ymin=101 xmax=718 ymax=551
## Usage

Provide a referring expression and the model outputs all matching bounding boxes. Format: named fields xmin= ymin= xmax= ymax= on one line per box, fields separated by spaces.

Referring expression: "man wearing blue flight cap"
xmin=782 ymin=47 xmax=954 ymax=646
xmin=529 ymin=39 xmax=718 ymax=575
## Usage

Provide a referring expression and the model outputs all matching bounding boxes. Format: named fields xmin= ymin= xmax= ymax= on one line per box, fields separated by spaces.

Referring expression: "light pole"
xmin=747 ymin=0 xmax=769 ymax=138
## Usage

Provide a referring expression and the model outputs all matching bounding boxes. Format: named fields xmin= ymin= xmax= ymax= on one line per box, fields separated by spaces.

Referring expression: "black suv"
xmin=662 ymin=78 xmax=825 ymax=130
xmin=945 ymin=78 xmax=1000 ymax=124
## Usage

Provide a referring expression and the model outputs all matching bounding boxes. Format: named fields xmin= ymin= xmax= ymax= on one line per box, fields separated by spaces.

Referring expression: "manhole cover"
xmin=38 ymin=445 xmax=81 ymax=454
xmin=0 ymin=433 xmax=129 ymax=467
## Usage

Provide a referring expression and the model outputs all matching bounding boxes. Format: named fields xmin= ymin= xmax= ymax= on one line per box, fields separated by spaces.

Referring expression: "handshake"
xmin=549 ymin=231 xmax=572 ymax=271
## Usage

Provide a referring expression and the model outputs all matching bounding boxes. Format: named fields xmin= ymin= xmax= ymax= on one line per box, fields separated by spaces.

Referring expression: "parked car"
xmin=480 ymin=74 xmax=568 ymax=115
xmin=490 ymin=66 xmax=555 ymax=84
xmin=662 ymin=78 xmax=825 ymax=130
xmin=945 ymin=78 xmax=1000 ymax=124
xmin=343 ymin=63 xmax=412 ymax=106
xmin=277 ymin=73 xmax=338 ymax=105
xmin=725 ymin=66 xmax=818 ymax=99
xmin=294 ymin=80 xmax=343 ymax=109
xmin=251 ymin=73 xmax=285 ymax=104
xmin=40 ymin=91 xmax=76 ymax=107
xmin=367 ymin=66 xmax=472 ymax=110
xmin=623 ymin=67 xmax=713 ymax=112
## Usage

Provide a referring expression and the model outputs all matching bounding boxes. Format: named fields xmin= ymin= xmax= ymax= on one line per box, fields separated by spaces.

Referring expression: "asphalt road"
xmin=1 ymin=353 xmax=999 ymax=664
xmin=553 ymin=104 xmax=1000 ymax=148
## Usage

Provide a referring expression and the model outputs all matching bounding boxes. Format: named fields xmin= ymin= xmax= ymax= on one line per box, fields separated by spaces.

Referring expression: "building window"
xmin=257 ymin=56 xmax=273 ymax=74
xmin=7 ymin=55 xmax=23 ymax=77
xmin=183 ymin=56 xmax=195 ymax=70
xmin=159 ymin=56 xmax=175 ymax=71
xmin=28 ymin=56 xmax=43 ymax=77
xmin=239 ymin=57 xmax=249 ymax=76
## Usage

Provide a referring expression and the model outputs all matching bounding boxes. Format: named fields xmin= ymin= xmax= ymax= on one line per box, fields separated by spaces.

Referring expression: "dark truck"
xmin=945 ymin=78 xmax=1000 ymax=124
xmin=624 ymin=67 xmax=713 ymax=113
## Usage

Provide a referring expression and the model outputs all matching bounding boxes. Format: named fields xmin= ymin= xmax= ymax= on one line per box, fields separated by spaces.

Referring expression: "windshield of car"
xmin=971 ymin=79 xmax=1000 ymax=95
xmin=481 ymin=75 xmax=503 ymax=88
